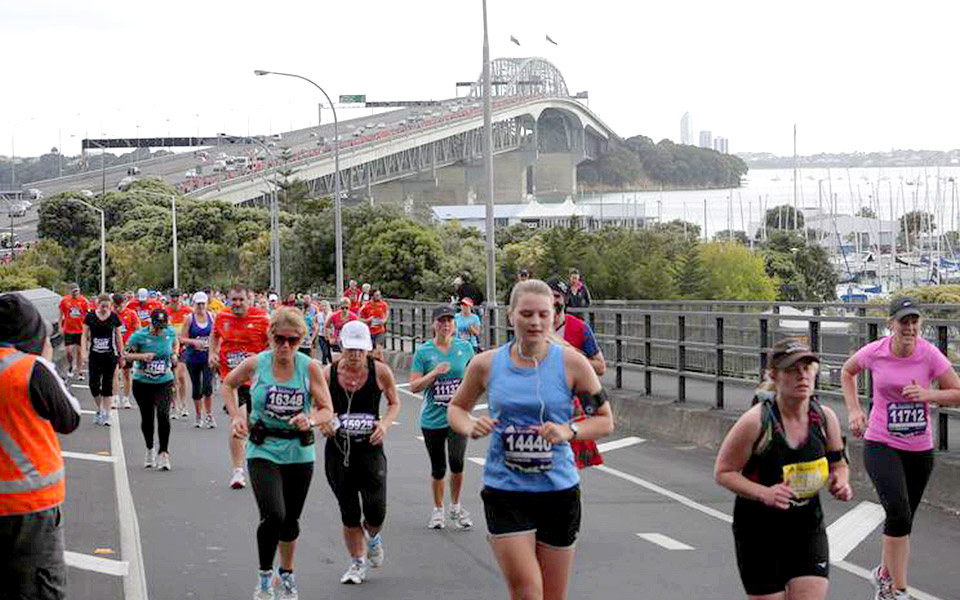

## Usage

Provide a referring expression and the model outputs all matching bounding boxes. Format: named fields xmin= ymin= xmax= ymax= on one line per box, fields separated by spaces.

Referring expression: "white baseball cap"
xmin=339 ymin=320 xmax=372 ymax=351
xmin=192 ymin=291 xmax=208 ymax=304
xmin=137 ymin=288 xmax=148 ymax=301
xmin=268 ymin=293 xmax=279 ymax=302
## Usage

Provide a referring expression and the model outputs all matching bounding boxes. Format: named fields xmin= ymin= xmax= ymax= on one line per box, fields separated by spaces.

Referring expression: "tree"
xmin=899 ymin=211 xmax=936 ymax=250
xmin=697 ymin=242 xmax=776 ymax=301
xmin=671 ymin=246 xmax=705 ymax=298
xmin=765 ymin=204 xmax=804 ymax=231
xmin=761 ymin=232 xmax=838 ymax=301
xmin=713 ymin=230 xmax=749 ymax=245
xmin=38 ymin=194 xmax=99 ymax=250
xmin=856 ymin=206 xmax=877 ymax=219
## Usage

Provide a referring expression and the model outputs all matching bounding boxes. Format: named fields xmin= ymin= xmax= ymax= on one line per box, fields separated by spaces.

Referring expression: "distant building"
xmin=680 ymin=112 xmax=694 ymax=145
xmin=432 ymin=199 xmax=655 ymax=233
xmin=699 ymin=130 xmax=713 ymax=149
xmin=714 ymin=137 xmax=729 ymax=154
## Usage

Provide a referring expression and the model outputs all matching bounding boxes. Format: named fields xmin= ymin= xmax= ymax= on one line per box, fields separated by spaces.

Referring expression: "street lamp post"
xmin=254 ymin=69 xmax=344 ymax=297
xmin=65 ymin=198 xmax=106 ymax=294
xmin=134 ymin=190 xmax=182 ymax=289
xmin=481 ymin=0 xmax=498 ymax=348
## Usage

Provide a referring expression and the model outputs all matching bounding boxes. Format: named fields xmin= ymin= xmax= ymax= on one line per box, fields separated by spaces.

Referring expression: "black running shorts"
xmin=481 ymin=486 xmax=580 ymax=548
xmin=733 ymin=526 xmax=829 ymax=595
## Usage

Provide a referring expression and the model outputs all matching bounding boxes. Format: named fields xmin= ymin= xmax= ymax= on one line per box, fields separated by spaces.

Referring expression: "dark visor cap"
xmin=770 ymin=338 xmax=819 ymax=369
xmin=432 ymin=305 xmax=456 ymax=321
xmin=889 ymin=295 xmax=921 ymax=321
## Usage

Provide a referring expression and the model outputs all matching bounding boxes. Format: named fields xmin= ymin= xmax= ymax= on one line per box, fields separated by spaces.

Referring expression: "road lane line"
xmin=468 ymin=457 xmax=486 ymax=466
xmin=473 ymin=403 xmax=488 ymax=411
xmin=595 ymin=464 xmax=733 ymax=523
xmin=62 ymin=450 xmax=116 ymax=463
xmin=71 ymin=384 xmax=87 ymax=389
xmin=826 ymin=501 xmax=885 ymax=561
xmin=635 ymin=533 xmax=694 ymax=550
xmin=109 ymin=410 xmax=148 ymax=600
xmin=597 ymin=437 xmax=645 ymax=453
xmin=396 ymin=383 xmax=410 ymax=388
xmin=80 ymin=409 xmax=97 ymax=415
xmin=64 ymin=551 xmax=130 ymax=577
xmin=833 ymin=560 xmax=941 ymax=600
xmin=415 ymin=435 xmax=424 ymax=441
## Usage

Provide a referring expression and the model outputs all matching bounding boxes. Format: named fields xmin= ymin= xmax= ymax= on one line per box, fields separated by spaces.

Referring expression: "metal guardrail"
xmin=380 ymin=299 xmax=960 ymax=452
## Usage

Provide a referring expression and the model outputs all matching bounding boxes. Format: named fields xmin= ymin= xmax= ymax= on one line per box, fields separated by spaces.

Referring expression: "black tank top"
xmin=328 ymin=358 xmax=382 ymax=445
xmin=733 ymin=399 xmax=828 ymax=533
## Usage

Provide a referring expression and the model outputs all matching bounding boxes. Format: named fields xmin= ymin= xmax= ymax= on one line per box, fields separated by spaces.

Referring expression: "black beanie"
xmin=0 ymin=293 xmax=48 ymax=356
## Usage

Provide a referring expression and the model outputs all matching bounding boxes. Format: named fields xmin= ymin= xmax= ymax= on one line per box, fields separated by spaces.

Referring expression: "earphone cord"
xmin=333 ymin=368 xmax=357 ymax=468
xmin=516 ymin=342 xmax=547 ymax=426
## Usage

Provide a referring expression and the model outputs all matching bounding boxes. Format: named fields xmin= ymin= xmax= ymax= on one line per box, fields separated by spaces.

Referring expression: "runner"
xmin=840 ymin=296 xmax=960 ymax=600
xmin=454 ymin=297 xmax=482 ymax=353
xmin=181 ymin=291 xmax=216 ymax=428
xmin=165 ymin=289 xmax=193 ymax=419
xmin=267 ymin=293 xmax=280 ymax=316
xmin=344 ymin=280 xmax=362 ymax=313
xmin=58 ymin=283 xmax=88 ymax=380
xmin=316 ymin=301 xmax=334 ymax=365
xmin=324 ymin=298 xmax=357 ymax=358
xmin=715 ymin=338 xmax=853 ymax=600
xmin=296 ymin=300 xmax=319 ymax=358
xmin=447 ymin=279 xmax=614 ymax=600
xmin=359 ymin=283 xmax=372 ymax=307
xmin=125 ymin=308 xmax=179 ymax=471
xmin=318 ymin=321 xmax=401 ymax=585
xmin=547 ymin=277 xmax=606 ymax=469
xmin=115 ymin=293 xmax=140 ymax=409
xmin=210 ymin=285 xmax=271 ymax=489
xmin=128 ymin=288 xmax=162 ymax=327
xmin=409 ymin=305 xmax=475 ymax=530
xmin=359 ymin=289 xmax=389 ymax=361
xmin=221 ymin=307 xmax=334 ymax=600
xmin=207 ymin=289 xmax=226 ymax=313
xmin=80 ymin=294 xmax=124 ymax=426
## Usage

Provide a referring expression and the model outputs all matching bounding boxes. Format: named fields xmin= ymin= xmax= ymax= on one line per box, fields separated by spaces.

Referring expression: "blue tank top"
xmin=483 ymin=342 xmax=578 ymax=492
xmin=247 ymin=351 xmax=315 ymax=464
xmin=185 ymin=313 xmax=213 ymax=364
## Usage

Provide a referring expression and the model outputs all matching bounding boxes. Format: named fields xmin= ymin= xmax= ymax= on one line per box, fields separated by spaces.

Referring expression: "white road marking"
xmin=468 ymin=457 xmax=486 ymax=466
xmin=392 ymin=421 xmax=401 ymax=425
xmin=473 ymin=403 xmax=488 ymax=411
xmin=64 ymin=551 xmax=129 ymax=577
xmin=62 ymin=451 xmax=115 ymax=463
xmin=827 ymin=501 xmax=885 ymax=561
xmin=109 ymin=410 xmax=149 ymax=600
xmin=396 ymin=382 xmax=410 ymax=388
xmin=834 ymin=560 xmax=941 ymax=600
xmin=415 ymin=435 xmax=424 ymax=441
xmin=71 ymin=384 xmax=87 ymax=389
xmin=398 ymin=388 xmax=420 ymax=399
xmin=597 ymin=437 xmax=645 ymax=453
xmin=80 ymin=409 xmax=97 ymax=415
xmin=635 ymin=533 xmax=694 ymax=550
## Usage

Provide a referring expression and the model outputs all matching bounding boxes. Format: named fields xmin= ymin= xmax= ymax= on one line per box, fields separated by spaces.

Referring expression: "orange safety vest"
xmin=0 ymin=348 xmax=66 ymax=516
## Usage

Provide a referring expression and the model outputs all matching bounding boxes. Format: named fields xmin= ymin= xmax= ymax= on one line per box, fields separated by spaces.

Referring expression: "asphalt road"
xmin=58 ymin=367 xmax=960 ymax=600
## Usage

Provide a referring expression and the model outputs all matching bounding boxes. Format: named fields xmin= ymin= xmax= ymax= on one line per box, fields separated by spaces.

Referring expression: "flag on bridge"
xmin=510 ymin=35 xmax=521 ymax=46
xmin=546 ymin=34 xmax=558 ymax=45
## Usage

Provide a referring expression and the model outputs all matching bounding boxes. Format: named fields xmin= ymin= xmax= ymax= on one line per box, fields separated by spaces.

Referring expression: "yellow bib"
xmin=781 ymin=457 xmax=829 ymax=499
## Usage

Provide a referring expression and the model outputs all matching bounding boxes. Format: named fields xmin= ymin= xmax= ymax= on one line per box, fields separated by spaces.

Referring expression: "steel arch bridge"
xmin=469 ymin=57 xmax=569 ymax=98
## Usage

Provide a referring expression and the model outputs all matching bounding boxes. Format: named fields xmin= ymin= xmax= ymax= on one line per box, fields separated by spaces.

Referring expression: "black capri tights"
xmin=88 ymin=353 xmax=117 ymax=397
xmin=422 ymin=427 xmax=467 ymax=480
xmin=863 ymin=441 xmax=934 ymax=537
xmin=185 ymin=361 xmax=214 ymax=400
xmin=248 ymin=459 xmax=314 ymax=571
xmin=324 ymin=441 xmax=387 ymax=528
xmin=132 ymin=380 xmax=172 ymax=453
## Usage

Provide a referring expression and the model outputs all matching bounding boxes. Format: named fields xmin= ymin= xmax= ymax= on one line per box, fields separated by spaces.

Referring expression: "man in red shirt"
xmin=209 ymin=285 xmax=270 ymax=489
xmin=165 ymin=289 xmax=193 ymax=419
xmin=360 ymin=289 xmax=389 ymax=360
xmin=344 ymin=279 xmax=362 ymax=313
xmin=59 ymin=283 xmax=89 ymax=379
xmin=127 ymin=288 xmax=162 ymax=328
xmin=114 ymin=293 xmax=140 ymax=409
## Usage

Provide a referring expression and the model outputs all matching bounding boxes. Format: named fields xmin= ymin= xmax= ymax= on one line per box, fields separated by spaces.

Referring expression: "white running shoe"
xmin=93 ymin=411 xmax=103 ymax=426
xmin=122 ymin=397 xmax=133 ymax=409
xmin=872 ymin=564 xmax=892 ymax=599
xmin=428 ymin=507 xmax=445 ymax=530
xmin=450 ymin=505 xmax=473 ymax=529
xmin=366 ymin=534 xmax=383 ymax=568
xmin=253 ymin=569 xmax=275 ymax=600
xmin=66 ymin=369 xmax=74 ymax=380
xmin=76 ymin=371 xmax=85 ymax=381
xmin=276 ymin=571 xmax=298 ymax=600
xmin=340 ymin=560 xmax=366 ymax=584
xmin=206 ymin=414 xmax=217 ymax=429
xmin=157 ymin=452 xmax=171 ymax=471
xmin=101 ymin=413 xmax=111 ymax=427
xmin=230 ymin=468 xmax=247 ymax=489
xmin=180 ymin=408 xmax=190 ymax=419
xmin=194 ymin=416 xmax=203 ymax=428
xmin=143 ymin=448 xmax=156 ymax=468
xmin=170 ymin=409 xmax=179 ymax=420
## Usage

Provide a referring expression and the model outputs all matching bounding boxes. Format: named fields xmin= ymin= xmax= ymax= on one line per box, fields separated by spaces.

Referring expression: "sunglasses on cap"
xmin=273 ymin=334 xmax=302 ymax=347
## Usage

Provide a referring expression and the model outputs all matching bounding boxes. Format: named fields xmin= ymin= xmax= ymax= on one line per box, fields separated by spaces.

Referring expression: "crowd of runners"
xmin=48 ymin=277 xmax=958 ymax=600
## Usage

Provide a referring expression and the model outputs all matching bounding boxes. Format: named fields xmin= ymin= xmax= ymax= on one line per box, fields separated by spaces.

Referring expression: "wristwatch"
xmin=569 ymin=422 xmax=580 ymax=440
xmin=308 ymin=418 xmax=317 ymax=429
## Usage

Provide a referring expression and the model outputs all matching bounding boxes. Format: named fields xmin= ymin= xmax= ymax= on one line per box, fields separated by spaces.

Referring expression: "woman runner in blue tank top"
xmin=449 ymin=279 xmax=614 ymax=600
xmin=180 ymin=292 xmax=216 ymax=427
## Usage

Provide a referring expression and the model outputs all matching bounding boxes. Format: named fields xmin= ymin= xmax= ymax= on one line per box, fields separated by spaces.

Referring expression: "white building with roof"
xmin=432 ymin=198 xmax=655 ymax=233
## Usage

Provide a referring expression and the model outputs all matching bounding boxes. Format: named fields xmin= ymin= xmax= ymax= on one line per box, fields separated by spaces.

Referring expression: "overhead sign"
xmin=364 ymin=100 xmax=442 ymax=108
xmin=339 ymin=94 xmax=366 ymax=103
xmin=455 ymin=81 xmax=475 ymax=87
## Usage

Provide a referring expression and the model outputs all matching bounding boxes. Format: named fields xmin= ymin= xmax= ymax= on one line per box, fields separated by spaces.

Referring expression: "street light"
xmin=481 ymin=0 xmax=498 ymax=348
xmin=254 ymin=69 xmax=344 ymax=296
xmin=134 ymin=190 xmax=181 ymax=289
xmin=10 ymin=117 xmax=35 ymax=188
xmin=65 ymin=197 xmax=106 ymax=294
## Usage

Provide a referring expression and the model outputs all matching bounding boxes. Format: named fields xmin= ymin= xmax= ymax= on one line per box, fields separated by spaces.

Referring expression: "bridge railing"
xmin=382 ymin=299 xmax=960 ymax=453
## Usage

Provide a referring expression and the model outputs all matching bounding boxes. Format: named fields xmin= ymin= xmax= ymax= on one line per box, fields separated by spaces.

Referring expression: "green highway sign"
xmin=339 ymin=95 xmax=366 ymax=103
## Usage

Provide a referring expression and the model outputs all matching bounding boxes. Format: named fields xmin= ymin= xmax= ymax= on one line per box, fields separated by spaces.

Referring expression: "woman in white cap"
xmin=180 ymin=291 xmax=216 ymax=428
xmin=318 ymin=320 xmax=401 ymax=585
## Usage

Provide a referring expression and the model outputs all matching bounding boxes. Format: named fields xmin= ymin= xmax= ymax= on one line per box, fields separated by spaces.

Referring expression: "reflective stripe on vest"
xmin=0 ymin=351 xmax=65 ymax=495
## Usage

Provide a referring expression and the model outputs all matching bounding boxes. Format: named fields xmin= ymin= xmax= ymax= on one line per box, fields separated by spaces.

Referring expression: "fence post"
xmin=644 ymin=313 xmax=652 ymax=395
xmin=810 ymin=308 xmax=821 ymax=390
xmin=759 ymin=316 xmax=769 ymax=374
xmin=389 ymin=307 xmax=396 ymax=351
xmin=489 ymin=307 xmax=498 ymax=349
xmin=412 ymin=307 xmax=419 ymax=353
xmin=398 ymin=308 xmax=404 ymax=353
xmin=716 ymin=316 xmax=724 ymax=409
xmin=677 ymin=315 xmax=686 ymax=403
xmin=866 ymin=322 xmax=879 ymax=404
xmin=937 ymin=325 xmax=950 ymax=451
xmin=615 ymin=312 xmax=623 ymax=389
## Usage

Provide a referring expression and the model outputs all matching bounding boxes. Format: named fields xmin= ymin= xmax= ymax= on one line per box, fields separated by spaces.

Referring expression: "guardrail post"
xmin=937 ymin=325 xmax=950 ymax=451
xmin=615 ymin=313 xmax=623 ymax=389
xmin=398 ymin=308 xmax=404 ymax=353
xmin=810 ymin=308 xmax=821 ymax=390
xmin=420 ymin=307 xmax=428 ymax=347
xmin=677 ymin=315 xmax=686 ymax=403
xmin=866 ymin=322 xmax=879 ymax=404
xmin=489 ymin=308 xmax=498 ymax=349
xmin=759 ymin=317 xmax=769 ymax=374
xmin=644 ymin=314 xmax=652 ymax=395
xmin=389 ymin=307 xmax=396 ymax=351
xmin=412 ymin=307 xmax=419 ymax=353
xmin=716 ymin=316 xmax=724 ymax=409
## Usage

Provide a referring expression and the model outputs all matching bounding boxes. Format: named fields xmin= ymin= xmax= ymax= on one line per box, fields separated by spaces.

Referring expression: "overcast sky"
xmin=3 ymin=1 xmax=958 ymax=159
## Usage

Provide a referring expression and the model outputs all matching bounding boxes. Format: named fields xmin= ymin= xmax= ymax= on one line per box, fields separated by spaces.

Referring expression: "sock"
xmin=278 ymin=568 xmax=293 ymax=576
xmin=353 ymin=556 xmax=365 ymax=565
xmin=451 ymin=502 xmax=461 ymax=513
xmin=434 ymin=505 xmax=444 ymax=513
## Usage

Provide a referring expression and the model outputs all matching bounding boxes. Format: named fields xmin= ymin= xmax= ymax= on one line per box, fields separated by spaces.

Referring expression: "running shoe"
xmin=872 ymin=564 xmax=893 ymax=599
xmin=143 ymin=448 xmax=156 ymax=468
xmin=157 ymin=452 xmax=171 ymax=471
xmin=450 ymin=505 xmax=473 ymax=529
xmin=366 ymin=533 xmax=384 ymax=568
xmin=101 ymin=413 xmax=111 ymax=427
xmin=206 ymin=414 xmax=217 ymax=429
xmin=194 ymin=416 xmax=203 ymax=428
xmin=93 ymin=411 xmax=103 ymax=426
xmin=170 ymin=409 xmax=179 ymax=420
xmin=276 ymin=571 xmax=298 ymax=600
xmin=76 ymin=371 xmax=85 ymax=381
xmin=340 ymin=560 xmax=366 ymax=584
xmin=428 ymin=507 xmax=445 ymax=530
xmin=121 ymin=397 xmax=133 ymax=409
xmin=180 ymin=408 xmax=190 ymax=419
xmin=66 ymin=369 xmax=74 ymax=380
xmin=889 ymin=591 xmax=916 ymax=600
xmin=253 ymin=569 xmax=275 ymax=600
xmin=230 ymin=468 xmax=247 ymax=489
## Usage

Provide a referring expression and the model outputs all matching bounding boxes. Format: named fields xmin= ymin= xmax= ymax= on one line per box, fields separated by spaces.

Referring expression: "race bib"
xmin=195 ymin=336 xmax=209 ymax=350
xmin=502 ymin=425 xmax=553 ymax=473
xmin=119 ymin=325 xmax=127 ymax=336
xmin=143 ymin=359 xmax=167 ymax=376
xmin=69 ymin=307 xmax=81 ymax=318
xmin=92 ymin=337 xmax=111 ymax=353
xmin=371 ymin=318 xmax=383 ymax=327
xmin=339 ymin=412 xmax=377 ymax=437
xmin=226 ymin=351 xmax=246 ymax=369
xmin=432 ymin=377 xmax=462 ymax=406
xmin=781 ymin=457 xmax=829 ymax=500
xmin=264 ymin=385 xmax=306 ymax=420
xmin=137 ymin=309 xmax=149 ymax=322
xmin=887 ymin=402 xmax=927 ymax=437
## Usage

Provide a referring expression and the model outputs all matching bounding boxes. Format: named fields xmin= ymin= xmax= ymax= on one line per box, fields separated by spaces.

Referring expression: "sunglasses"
xmin=273 ymin=334 xmax=302 ymax=347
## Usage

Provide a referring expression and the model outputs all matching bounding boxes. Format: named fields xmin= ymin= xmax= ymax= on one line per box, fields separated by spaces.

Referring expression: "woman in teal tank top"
xmin=448 ymin=280 xmax=614 ymax=600
xmin=222 ymin=307 xmax=334 ymax=600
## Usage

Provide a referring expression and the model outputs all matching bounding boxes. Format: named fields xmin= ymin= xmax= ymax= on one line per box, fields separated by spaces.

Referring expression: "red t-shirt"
xmin=327 ymin=310 xmax=358 ymax=341
xmin=214 ymin=308 xmax=270 ymax=378
xmin=165 ymin=303 xmax=193 ymax=331
xmin=360 ymin=300 xmax=389 ymax=335
xmin=128 ymin=300 xmax=163 ymax=327
xmin=344 ymin=287 xmax=362 ymax=312
xmin=117 ymin=308 xmax=141 ymax=344
xmin=59 ymin=296 xmax=89 ymax=334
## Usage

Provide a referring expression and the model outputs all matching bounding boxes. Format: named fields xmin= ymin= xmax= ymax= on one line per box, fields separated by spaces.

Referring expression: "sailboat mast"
xmin=793 ymin=124 xmax=799 ymax=232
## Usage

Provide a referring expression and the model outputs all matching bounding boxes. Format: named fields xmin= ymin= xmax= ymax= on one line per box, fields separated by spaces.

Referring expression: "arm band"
xmin=826 ymin=437 xmax=848 ymax=464
xmin=582 ymin=388 xmax=609 ymax=415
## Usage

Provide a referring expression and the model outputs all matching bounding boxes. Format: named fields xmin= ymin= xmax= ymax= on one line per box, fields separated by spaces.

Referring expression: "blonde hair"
xmin=509 ymin=279 xmax=553 ymax=311
xmin=269 ymin=306 xmax=308 ymax=341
